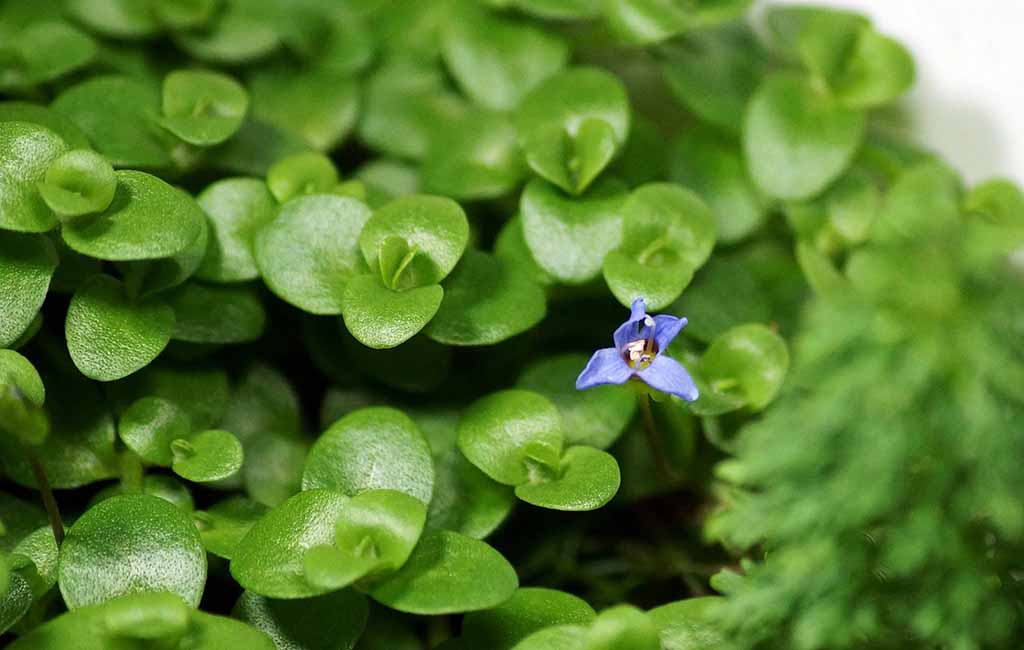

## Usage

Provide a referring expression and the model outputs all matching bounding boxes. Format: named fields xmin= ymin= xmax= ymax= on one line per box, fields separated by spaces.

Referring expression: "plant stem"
xmin=637 ymin=394 xmax=677 ymax=483
xmin=27 ymin=453 xmax=64 ymax=546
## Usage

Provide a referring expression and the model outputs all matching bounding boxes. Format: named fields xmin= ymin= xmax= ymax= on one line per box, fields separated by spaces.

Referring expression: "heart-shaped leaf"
xmin=303 ymin=407 xmax=434 ymax=505
xmin=230 ymin=489 xmax=350 ymax=599
xmin=172 ymin=429 xmax=244 ymax=483
xmin=698 ymin=324 xmax=789 ymax=411
xmin=515 ymin=68 xmax=630 ymax=195
xmin=166 ymin=282 xmax=266 ymax=344
xmin=458 ymin=389 xmax=563 ymax=486
xmin=0 ymin=121 xmax=67 ymax=233
xmin=266 ymin=152 xmax=339 ymax=203
xmin=427 ymin=250 xmax=546 ymax=346
xmin=831 ymin=28 xmax=914 ymax=109
xmin=195 ymin=177 xmax=278 ymax=283
xmin=461 ymin=587 xmax=596 ymax=650
xmin=520 ymin=177 xmax=628 ymax=285
xmin=37 ymin=149 xmax=116 ymax=219
xmin=250 ymin=67 xmax=359 ymax=152
xmin=0 ymin=232 xmax=56 ymax=347
xmin=255 ymin=194 xmax=371 ymax=314
xmin=514 ymin=446 xmax=620 ymax=511
xmin=58 ymin=494 xmax=207 ymax=609
xmin=160 ymin=69 xmax=249 ymax=147
xmin=744 ymin=73 xmax=866 ymax=201
xmin=341 ymin=274 xmax=445 ymax=349
xmin=370 ymin=530 xmax=518 ymax=614
xmin=65 ymin=275 xmax=175 ymax=381
xmin=234 ymin=589 xmax=369 ymax=650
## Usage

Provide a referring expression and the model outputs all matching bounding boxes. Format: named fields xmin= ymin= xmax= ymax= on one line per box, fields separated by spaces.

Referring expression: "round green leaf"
xmin=38 ymin=149 xmax=116 ymax=219
xmin=255 ymin=194 xmax=371 ymax=315
xmin=234 ymin=589 xmax=369 ymax=650
xmin=669 ymin=253 xmax=771 ymax=344
xmin=515 ymin=67 xmax=629 ymax=195
xmin=250 ymin=67 xmax=359 ymax=152
xmin=441 ymin=0 xmax=569 ymax=111
xmin=670 ymin=127 xmax=766 ymax=243
xmin=10 ymin=526 xmax=60 ymax=598
xmin=91 ymin=474 xmax=195 ymax=514
xmin=153 ymin=0 xmax=218 ymax=30
xmin=303 ymin=407 xmax=434 ymax=505
xmin=65 ymin=274 xmax=175 ymax=382
xmin=359 ymin=194 xmax=469 ymax=288
xmin=160 ymin=69 xmax=249 ymax=147
xmin=341 ymin=274 xmax=445 ymax=350
xmin=509 ymin=625 xmax=586 ymax=650
xmin=514 ymin=446 xmax=620 ymax=511
xmin=52 ymin=76 xmax=172 ymax=169
xmin=230 ymin=489 xmax=350 ymax=599
xmin=494 ymin=215 xmax=553 ymax=287
xmin=458 ymin=389 xmax=563 ymax=486
xmin=58 ymin=494 xmax=206 ymax=609
xmin=196 ymin=177 xmax=278 ymax=283
xmin=221 ymin=363 xmax=303 ymax=443
xmin=462 ymin=588 xmax=596 ymax=650
xmin=518 ymin=354 xmax=636 ymax=449
xmin=356 ymin=158 xmax=421 ymax=208
xmin=0 ymin=349 xmax=44 ymax=421
xmin=832 ymin=28 xmax=915 ymax=109
xmin=172 ymin=429 xmax=244 ymax=483
xmin=118 ymin=209 xmax=209 ymax=297
xmin=209 ymin=118 xmax=308 ymax=177
xmin=108 ymin=362 xmax=229 ymax=432
xmin=165 ymin=282 xmax=266 ymax=343
xmin=965 ymin=178 xmax=1024 ymax=228
xmin=119 ymin=396 xmax=191 ymax=466
xmin=603 ymin=183 xmax=716 ymax=310
xmin=586 ymin=605 xmax=660 ymax=650
xmin=427 ymin=250 xmax=546 ymax=346
xmin=425 ymin=446 xmax=516 ymax=540
xmin=243 ymin=432 xmax=308 ymax=508
xmin=744 ymin=73 xmax=866 ymax=201
xmin=194 ymin=497 xmax=269 ymax=561
xmin=520 ymin=177 xmax=627 ymax=285
xmin=0 ymin=101 xmax=90 ymax=149
xmin=173 ymin=2 xmax=281 ymax=65
xmin=0 ymin=232 xmax=56 ymax=347
xmin=266 ymin=152 xmax=339 ymax=204
xmin=61 ymin=170 xmax=205 ymax=262
xmin=64 ymin=0 xmax=161 ymax=38
xmin=699 ymin=324 xmax=789 ymax=411
xmin=371 ymin=530 xmax=518 ymax=614
xmin=0 ymin=121 xmax=67 ymax=233
xmin=649 ymin=597 xmax=729 ymax=650
xmin=421 ymin=108 xmax=527 ymax=200
xmin=8 ymin=22 xmax=96 ymax=86
xmin=0 ymin=572 xmax=32 ymax=636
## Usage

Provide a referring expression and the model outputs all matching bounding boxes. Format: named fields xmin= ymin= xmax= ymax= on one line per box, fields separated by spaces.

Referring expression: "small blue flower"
xmin=576 ymin=298 xmax=699 ymax=401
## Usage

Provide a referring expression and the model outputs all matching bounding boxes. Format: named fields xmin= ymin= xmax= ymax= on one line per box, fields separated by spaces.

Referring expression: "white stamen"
xmin=625 ymin=340 xmax=646 ymax=362
xmin=643 ymin=316 xmax=654 ymax=328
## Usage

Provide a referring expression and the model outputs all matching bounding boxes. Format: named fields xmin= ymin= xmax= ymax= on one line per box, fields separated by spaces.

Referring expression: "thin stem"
xmin=637 ymin=394 xmax=678 ymax=483
xmin=27 ymin=453 xmax=64 ymax=546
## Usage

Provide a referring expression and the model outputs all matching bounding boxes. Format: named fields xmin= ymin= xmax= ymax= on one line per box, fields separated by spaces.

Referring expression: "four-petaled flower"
xmin=576 ymin=298 xmax=699 ymax=401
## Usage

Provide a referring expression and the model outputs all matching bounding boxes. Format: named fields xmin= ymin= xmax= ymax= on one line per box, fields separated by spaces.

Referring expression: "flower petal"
xmin=613 ymin=298 xmax=650 ymax=349
xmin=653 ymin=315 xmax=687 ymax=352
xmin=576 ymin=348 xmax=633 ymax=390
xmin=636 ymin=355 xmax=699 ymax=401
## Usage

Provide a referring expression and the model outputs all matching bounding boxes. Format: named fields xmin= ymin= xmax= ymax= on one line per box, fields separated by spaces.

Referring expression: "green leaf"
xmin=495 ymin=215 xmax=553 ymax=287
xmin=242 ymin=431 xmax=308 ymax=507
xmin=250 ymin=67 xmax=359 ymax=152
xmin=699 ymin=324 xmax=789 ymax=411
xmin=172 ymin=429 xmax=244 ymax=483
xmin=230 ymin=489 xmax=350 ymax=599
xmin=58 ymin=494 xmax=206 ymax=609
xmin=965 ymin=178 xmax=1024 ymax=228
xmin=744 ymin=73 xmax=866 ymax=201
xmin=520 ymin=177 xmax=628 ymax=285
xmin=209 ymin=117 xmax=308 ymax=177
xmin=603 ymin=183 xmax=716 ymax=310
xmin=371 ymin=530 xmax=518 ymax=614
xmin=173 ymin=2 xmax=281 ymax=65
xmin=515 ymin=68 xmax=630 ymax=195
xmin=64 ymin=0 xmax=162 ymax=39
xmin=831 ymin=28 xmax=914 ymax=109
xmin=166 ymin=282 xmax=266 ymax=344
xmin=0 ymin=232 xmax=56 ymax=347
xmin=108 ymin=362 xmax=229 ymax=432
xmin=0 ymin=572 xmax=32 ymax=635
xmin=65 ymin=275 xmax=175 ymax=381
xmin=427 ymin=250 xmax=546 ymax=346
xmin=359 ymin=194 xmax=470 ymax=288
xmin=91 ymin=474 xmax=195 ymax=513
xmin=425 ymin=445 xmax=516 ymax=540
xmin=458 ymin=389 xmax=563 ymax=486
xmin=196 ymin=177 xmax=278 ymax=283
xmin=152 ymin=0 xmax=218 ymax=30
xmin=356 ymin=159 xmax=421 ymax=207
xmin=255 ymin=194 xmax=371 ymax=314
xmin=0 ymin=101 xmax=90 ymax=149
xmin=9 ymin=526 xmax=59 ymax=598
xmin=509 ymin=625 xmax=586 ymax=650
xmin=52 ymin=76 xmax=172 ymax=169
xmin=37 ymin=149 xmax=116 ymax=219
xmin=160 ymin=69 xmax=249 ymax=147
xmin=8 ymin=22 xmax=96 ymax=86
xmin=234 ymin=589 xmax=369 ymax=650
xmin=62 ymin=170 xmax=206 ymax=262
xmin=304 ymin=490 xmax=427 ymax=591
xmin=497 ymin=0 xmax=600 ymax=19
xmin=462 ymin=587 xmax=596 ymax=650
xmin=872 ymin=161 xmax=961 ymax=244
xmin=670 ymin=126 xmax=766 ymax=243
xmin=421 ymin=108 xmax=527 ymax=200
xmin=514 ymin=446 xmax=620 ymax=511
xmin=114 ymin=208 xmax=209 ymax=298
xmin=586 ymin=605 xmax=660 ymax=650
xmin=669 ymin=253 xmax=772 ymax=344
xmin=118 ymin=396 xmax=191 ymax=466
xmin=441 ymin=0 xmax=569 ymax=111
xmin=518 ymin=354 xmax=636 ymax=449
xmin=303 ymin=407 xmax=434 ymax=505
xmin=0 ymin=121 xmax=67 ymax=233
xmin=648 ymin=597 xmax=729 ymax=650
xmin=193 ymin=497 xmax=266 ymax=561
xmin=341 ymin=274 xmax=444 ymax=350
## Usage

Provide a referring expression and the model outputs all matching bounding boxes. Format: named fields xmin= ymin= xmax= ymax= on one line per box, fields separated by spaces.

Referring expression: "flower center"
xmin=623 ymin=316 xmax=657 ymax=369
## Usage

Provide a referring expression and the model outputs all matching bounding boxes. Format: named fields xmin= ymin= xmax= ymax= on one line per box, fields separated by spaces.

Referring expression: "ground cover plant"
xmin=1 ymin=1 xmax=1023 ymax=649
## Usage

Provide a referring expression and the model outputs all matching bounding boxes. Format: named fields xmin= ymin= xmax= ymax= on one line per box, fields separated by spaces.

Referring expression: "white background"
xmin=760 ymin=0 xmax=1024 ymax=186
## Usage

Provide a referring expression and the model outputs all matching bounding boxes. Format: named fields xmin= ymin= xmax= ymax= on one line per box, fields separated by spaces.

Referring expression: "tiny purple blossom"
xmin=576 ymin=298 xmax=699 ymax=401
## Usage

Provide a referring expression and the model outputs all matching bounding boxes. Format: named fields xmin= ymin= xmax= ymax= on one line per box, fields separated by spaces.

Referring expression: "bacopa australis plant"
xmin=1 ymin=1 xmax=1022 ymax=649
